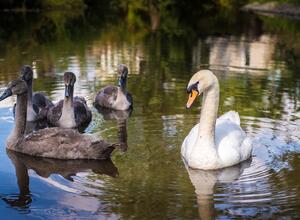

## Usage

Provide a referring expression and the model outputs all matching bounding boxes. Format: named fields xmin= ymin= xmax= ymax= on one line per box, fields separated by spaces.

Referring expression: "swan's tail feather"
xmin=218 ymin=111 xmax=240 ymax=125
xmin=93 ymin=141 xmax=117 ymax=159
xmin=99 ymin=144 xmax=116 ymax=159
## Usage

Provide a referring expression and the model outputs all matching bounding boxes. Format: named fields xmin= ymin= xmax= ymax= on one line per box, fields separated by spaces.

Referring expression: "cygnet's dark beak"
xmin=0 ymin=88 xmax=12 ymax=101
xmin=118 ymin=65 xmax=128 ymax=87
xmin=65 ymin=84 xmax=71 ymax=97
xmin=118 ymin=75 xmax=126 ymax=87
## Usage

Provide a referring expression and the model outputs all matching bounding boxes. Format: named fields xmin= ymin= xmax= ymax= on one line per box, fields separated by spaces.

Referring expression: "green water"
xmin=0 ymin=10 xmax=299 ymax=219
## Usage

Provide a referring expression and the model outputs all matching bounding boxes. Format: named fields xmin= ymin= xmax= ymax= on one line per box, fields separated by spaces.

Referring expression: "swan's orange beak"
xmin=186 ymin=90 xmax=198 ymax=109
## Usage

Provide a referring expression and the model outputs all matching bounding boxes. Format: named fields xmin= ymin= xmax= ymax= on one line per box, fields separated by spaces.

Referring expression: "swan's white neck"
xmin=197 ymin=81 xmax=219 ymax=146
xmin=59 ymin=91 xmax=76 ymax=128
xmin=8 ymin=92 xmax=27 ymax=147
xmin=187 ymin=78 xmax=220 ymax=169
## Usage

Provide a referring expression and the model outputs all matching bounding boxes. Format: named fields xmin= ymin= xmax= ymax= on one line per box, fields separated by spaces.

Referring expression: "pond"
xmin=0 ymin=10 xmax=299 ymax=219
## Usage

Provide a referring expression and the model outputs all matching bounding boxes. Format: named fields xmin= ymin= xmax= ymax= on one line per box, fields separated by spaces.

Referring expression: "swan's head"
xmin=118 ymin=64 xmax=128 ymax=87
xmin=64 ymin=72 xmax=76 ymax=97
xmin=186 ymin=70 xmax=217 ymax=108
xmin=20 ymin=65 xmax=33 ymax=82
xmin=0 ymin=79 xmax=27 ymax=101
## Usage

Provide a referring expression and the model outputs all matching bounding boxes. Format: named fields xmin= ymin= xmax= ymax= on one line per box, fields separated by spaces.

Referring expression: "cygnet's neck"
xmin=25 ymin=79 xmax=37 ymax=121
xmin=7 ymin=92 xmax=27 ymax=147
xmin=118 ymin=77 xmax=127 ymax=92
xmin=59 ymin=88 xmax=76 ymax=128
xmin=26 ymin=79 xmax=33 ymax=105
xmin=197 ymin=79 xmax=219 ymax=146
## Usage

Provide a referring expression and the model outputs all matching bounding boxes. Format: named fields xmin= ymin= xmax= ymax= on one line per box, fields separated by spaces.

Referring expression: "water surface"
xmin=0 ymin=11 xmax=300 ymax=219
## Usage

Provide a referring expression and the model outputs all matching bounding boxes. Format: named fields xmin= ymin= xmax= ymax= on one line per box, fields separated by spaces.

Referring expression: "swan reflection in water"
xmin=1 ymin=149 xmax=118 ymax=209
xmin=185 ymin=159 xmax=251 ymax=219
xmin=95 ymin=106 xmax=132 ymax=152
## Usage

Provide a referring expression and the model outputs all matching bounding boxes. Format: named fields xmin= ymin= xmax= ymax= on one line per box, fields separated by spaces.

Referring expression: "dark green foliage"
xmin=0 ymin=0 xmax=249 ymax=10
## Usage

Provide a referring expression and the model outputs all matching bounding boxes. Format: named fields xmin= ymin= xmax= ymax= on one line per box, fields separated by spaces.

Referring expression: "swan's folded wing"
xmin=217 ymin=111 xmax=240 ymax=125
xmin=74 ymin=99 xmax=92 ymax=128
xmin=74 ymin=96 xmax=87 ymax=104
xmin=95 ymin=86 xmax=118 ymax=108
xmin=47 ymin=100 xmax=63 ymax=124
xmin=13 ymin=128 xmax=114 ymax=160
xmin=216 ymin=120 xmax=246 ymax=166
xmin=33 ymin=92 xmax=54 ymax=109
xmin=181 ymin=123 xmax=200 ymax=159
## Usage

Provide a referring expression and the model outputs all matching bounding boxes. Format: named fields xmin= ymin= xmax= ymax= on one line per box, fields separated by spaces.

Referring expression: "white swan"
xmin=181 ymin=70 xmax=252 ymax=170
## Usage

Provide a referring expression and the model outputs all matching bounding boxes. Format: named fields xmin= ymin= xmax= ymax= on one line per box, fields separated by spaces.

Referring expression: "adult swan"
xmin=181 ymin=70 xmax=252 ymax=170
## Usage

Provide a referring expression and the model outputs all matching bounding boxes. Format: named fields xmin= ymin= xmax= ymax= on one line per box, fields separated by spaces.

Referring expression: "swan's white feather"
xmin=216 ymin=110 xmax=240 ymax=125
xmin=181 ymin=111 xmax=252 ymax=170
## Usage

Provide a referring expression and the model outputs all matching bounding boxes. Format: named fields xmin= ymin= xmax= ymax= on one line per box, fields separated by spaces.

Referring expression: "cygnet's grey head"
xmin=0 ymin=79 xmax=27 ymax=101
xmin=63 ymin=72 xmax=76 ymax=98
xmin=20 ymin=65 xmax=33 ymax=82
xmin=118 ymin=64 xmax=129 ymax=87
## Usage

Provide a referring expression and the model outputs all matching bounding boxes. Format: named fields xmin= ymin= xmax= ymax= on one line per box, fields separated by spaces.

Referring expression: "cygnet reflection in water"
xmin=1 ymin=150 xmax=118 ymax=210
xmin=185 ymin=159 xmax=251 ymax=220
xmin=95 ymin=106 xmax=132 ymax=152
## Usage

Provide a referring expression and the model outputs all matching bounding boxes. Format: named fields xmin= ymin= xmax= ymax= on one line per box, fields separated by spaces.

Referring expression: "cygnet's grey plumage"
xmin=17 ymin=65 xmax=54 ymax=121
xmin=47 ymin=72 xmax=92 ymax=130
xmin=94 ymin=64 xmax=133 ymax=110
xmin=0 ymin=79 xmax=115 ymax=160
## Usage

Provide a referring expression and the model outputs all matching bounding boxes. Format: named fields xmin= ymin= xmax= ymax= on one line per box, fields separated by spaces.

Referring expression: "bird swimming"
xmin=47 ymin=72 xmax=92 ymax=130
xmin=94 ymin=64 xmax=133 ymax=110
xmin=0 ymin=78 xmax=115 ymax=160
xmin=14 ymin=65 xmax=53 ymax=121
xmin=181 ymin=70 xmax=252 ymax=170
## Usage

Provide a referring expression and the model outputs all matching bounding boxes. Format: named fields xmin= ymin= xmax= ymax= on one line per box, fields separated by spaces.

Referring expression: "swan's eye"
xmin=187 ymin=82 xmax=199 ymax=93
